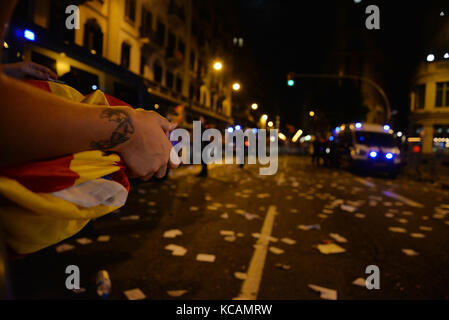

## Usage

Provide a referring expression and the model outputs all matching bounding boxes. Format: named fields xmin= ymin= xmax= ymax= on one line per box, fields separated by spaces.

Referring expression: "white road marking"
xmin=234 ymin=205 xmax=278 ymax=300
xmin=383 ymin=190 xmax=424 ymax=208
xmin=354 ymin=177 xmax=376 ymax=188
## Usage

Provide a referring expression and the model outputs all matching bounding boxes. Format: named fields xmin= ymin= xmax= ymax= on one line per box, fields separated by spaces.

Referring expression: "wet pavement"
xmin=9 ymin=156 xmax=449 ymax=299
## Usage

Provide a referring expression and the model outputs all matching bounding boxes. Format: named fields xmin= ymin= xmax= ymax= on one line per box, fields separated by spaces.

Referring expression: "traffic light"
xmin=287 ymin=72 xmax=294 ymax=86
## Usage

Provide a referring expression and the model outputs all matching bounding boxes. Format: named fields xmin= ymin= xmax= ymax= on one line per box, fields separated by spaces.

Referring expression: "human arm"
xmin=0 ymin=73 xmax=178 ymax=178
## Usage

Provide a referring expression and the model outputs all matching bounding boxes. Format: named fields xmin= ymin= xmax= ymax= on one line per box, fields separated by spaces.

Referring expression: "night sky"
xmin=233 ymin=0 xmax=448 ymax=133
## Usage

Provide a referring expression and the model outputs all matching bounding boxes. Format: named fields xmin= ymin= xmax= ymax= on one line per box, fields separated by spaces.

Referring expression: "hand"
xmin=2 ymin=61 xmax=58 ymax=80
xmin=110 ymin=108 xmax=180 ymax=180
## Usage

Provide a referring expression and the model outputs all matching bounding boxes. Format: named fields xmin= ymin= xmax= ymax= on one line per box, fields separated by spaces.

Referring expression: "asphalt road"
xmin=8 ymin=156 xmax=449 ymax=300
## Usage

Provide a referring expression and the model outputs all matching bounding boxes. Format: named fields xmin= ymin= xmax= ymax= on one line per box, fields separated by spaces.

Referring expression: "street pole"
xmin=291 ymin=73 xmax=391 ymax=121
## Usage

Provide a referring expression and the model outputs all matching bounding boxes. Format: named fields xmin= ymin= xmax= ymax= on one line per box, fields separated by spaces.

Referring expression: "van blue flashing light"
xmin=24 ymin=29 xmax=35 ymax=41
xmin=227 ymin=127 xmax=234 ymax=133
xmin=235 ymin=125 xmax=241 ymax=131
xmin=383 ymin=124 xmax=390 ymax=131
xmin=355 ymin=122 xmax=362 ymax=129
xmin=335 ymin=127 xmax=341 ymax=133
xmin=385 ymin=152 xmax=393 ymax=160
xmin=329 ymin=136 xmax=334 ymax=142
xmin=369 ymin=151 xmax=378 ymax=158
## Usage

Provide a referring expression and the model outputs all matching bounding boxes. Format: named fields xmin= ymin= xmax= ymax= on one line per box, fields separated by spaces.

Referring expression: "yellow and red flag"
xmin=0 ymin=80 xmax=130 ymax=254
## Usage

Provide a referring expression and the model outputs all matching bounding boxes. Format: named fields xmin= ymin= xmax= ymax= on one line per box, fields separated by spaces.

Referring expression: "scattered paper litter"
xmin=410 ymin=233 xmax=426 ymax=238
xmin=329 ymin=233 xmax=348 ymax=243
xmin=97 ymin=235 xmax=110 ymax=242
xmin=124 ymin=288 xmax=146 ymax=300
xmin=225 ymin=204 xmax=237 ymax=209
xmin=323 ymin=209 xmax=333 ymax=214
xmin=56 ymin=243 xmax=75 ymax=253
xmin=281 ymin=238 xmax=296 ymax=245
xmin=290 ymin=209 xmax=298 ymax=214
xmin=269 ymin=246 xmax=285 ymax=255
xmin=402 ymin=249 xmax=419 ymax=256
xmin=385 ymin=213 xmax=394 ymax=218
xmin=163 ymin=229 xmax=183 ymax=239
xmin=354 ymin=213 xmax=366 ymax=219
xmin=298 ymin=224 xmax=320 ymax=231
xmin=308 ymin=284 xmax=337 ymax=300
xmin=237 ymin=233 xmax=244 ymax=237
xmin=167 ymin=290 xmax=188 ymax=297
xmin=316 ymin=243 xmax=346 ymax=254
xmin=234 ymin=272 xmax=248 ymax=280
xmin=383 ymin=202 xmax=393 ymax=207
xmin=388 ymin=227 xmax=407 ymax=233
xmin=220 ymin=213 xmax=229 ymax=219
xmin=220 ymin=230 xmax=235 ymax=237
xmin=165 ymin=244 xmax=187 ymax=256
xmin=207 ymin=205 xmax=218 ymax=211
xmin=402 ymin=211 xmax=413 ymax=216
xmin=243 ymin=212 xmax=261 ymax=220
xmin=76 ymin=238 xmax=92 ymax=245
xmin=196 ymin=254 xmax=216 ymax=263
xmin=256 ymin=193 xmax=270 ymax=199
xmin=252 ymin=233 xmax=278 ymax=242
xmin=120 ymin=215 xmax=140 ymax=221
xmin=275 ymin=263 xmax=291 ymax=271
xmin=224 ymin=236 xmax=236 ymax=242
xmin=419 ymin=226 xmax=432 ymax=231
xmin=189 ymin=206 xmax=199 ymax=212
xmin=341 ymin=204 xmax=357 ymax=213
xmin=352 ymin=278 xmax=366 ymax=287
xmin=398 ymin=218 xmax=408 ymax=224
xmin=318 ymin=214 xmax=328 ymax=219
xmin=147 ymin=201 xmax=157 ymax=206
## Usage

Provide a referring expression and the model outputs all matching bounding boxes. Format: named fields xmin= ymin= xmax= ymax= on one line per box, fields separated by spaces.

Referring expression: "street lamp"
xmin=309 ymin=111 xmax=315 ymax=117
xmin=251 ymin=103 xmax=258 ymax=110
xmin=213 ymin=61 xmax=223 ymax=71
xmin=232 ymin=82 xmax=241 ymax=91
xmin=261 ymin=114 xmax=268 ymax=121
xmin=268 ymin=121 xmax=274 ymax=128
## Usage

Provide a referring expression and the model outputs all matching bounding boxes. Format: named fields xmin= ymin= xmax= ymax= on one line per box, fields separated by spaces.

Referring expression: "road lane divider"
xmin=382 ymin=190 xmax=424 ymax=208
xmin=354 ymin=177 xmax=376 ymax=188
xmin=234 ymin=205 xmax=278 ymax=300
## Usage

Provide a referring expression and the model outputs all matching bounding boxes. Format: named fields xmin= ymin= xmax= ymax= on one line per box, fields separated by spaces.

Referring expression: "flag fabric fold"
xmin=0 ymin=80 xmax=131 ymax=254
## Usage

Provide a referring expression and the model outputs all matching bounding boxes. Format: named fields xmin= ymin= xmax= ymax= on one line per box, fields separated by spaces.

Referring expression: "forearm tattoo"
xmin=90 ymin=109 xmax=135 ymax=151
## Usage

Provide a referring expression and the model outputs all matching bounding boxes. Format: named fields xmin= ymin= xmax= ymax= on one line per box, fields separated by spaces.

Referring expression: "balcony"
xmin=167 ymin=50 xmax=184 ymax=70
xmin=168 ymin=1 xmax=185 ymax=30
xmin=140 ymin=29 xmax=165 ymax=55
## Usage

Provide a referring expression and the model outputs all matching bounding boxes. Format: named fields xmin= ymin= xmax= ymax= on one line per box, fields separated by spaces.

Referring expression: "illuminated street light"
xmin=309 ymin=111 xmax=315 ymax=117
xmin=213 ymin=61 xmax=223 ymax=71
xmin=292 ymin=129 xmax=303 ymax=143
xmin=251 ymin=103 xmax=258 ymax=110
xmin=232 ymin=82 xmax=241 ymax=91
xmin=261 ymin=114 xmax=268 ymax=121
xmin=267 ymin=121 xmax=274 ymax=128
xmin=427 ymin=54 xmax=435 ymax=62
xmin=444 ymin=53 xmax=449 ymax=59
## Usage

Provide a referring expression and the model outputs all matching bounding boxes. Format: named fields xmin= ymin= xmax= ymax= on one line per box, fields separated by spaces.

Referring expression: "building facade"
xmin=409 ymin=59 xmax=449 ymax=154
xmin=4 ymin=0 xmax=235 ymax=128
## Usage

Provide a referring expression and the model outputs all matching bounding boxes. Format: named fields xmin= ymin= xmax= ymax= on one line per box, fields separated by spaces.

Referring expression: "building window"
xmin=436 ymin=82 xmax=449 ymax=107
xmin=154 ymin=61 xmax=163 ymax=82
xmin=140 ymin=48 xmax=146 ymax=75
xmin=167 ymin=32 xmax=176 ymax=57
xmin=84 ymin=19 xmax=103 ymax=56
xmin=190 ymin=51 xmax=195 ymax=71
xmin=166 ymin=71 xmax=174 ymax=88
xmin=178 ymin=40 xmax=185 ymax=55
xmin=156 ymin=20 xmax=166 ymax=46
xmin=125 ymin=0 xmax=136 ymax=23
xmin=176 ymin=76 xmax=182 ymax=92
xmin=121 ymin=42 xmax=131 ymax=69
xmin=414 ymin=85 xmax=425 ymax=109
xmin=141 ymin=9 xmax=153 ymax=36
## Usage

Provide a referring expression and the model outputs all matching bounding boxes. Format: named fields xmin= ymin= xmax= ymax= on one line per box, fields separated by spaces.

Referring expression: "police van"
xmin=333 ymin=122 xmax=401 ymax=176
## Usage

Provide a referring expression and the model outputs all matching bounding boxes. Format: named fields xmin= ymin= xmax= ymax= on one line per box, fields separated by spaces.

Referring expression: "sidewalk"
xmin=402 ymin=153 xmax=449 ymax=188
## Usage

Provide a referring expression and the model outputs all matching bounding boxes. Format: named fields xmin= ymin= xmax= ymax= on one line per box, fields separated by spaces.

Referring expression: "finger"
xmin=29 ymin=62 xmax=58 ymax=79
xmin=141 ymin=172 xmax=154 ymax=181
xmin=169 ymin=147 xmax=181 ymax=168
xmin=155 ymin=164 xmax=167 ymax=179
